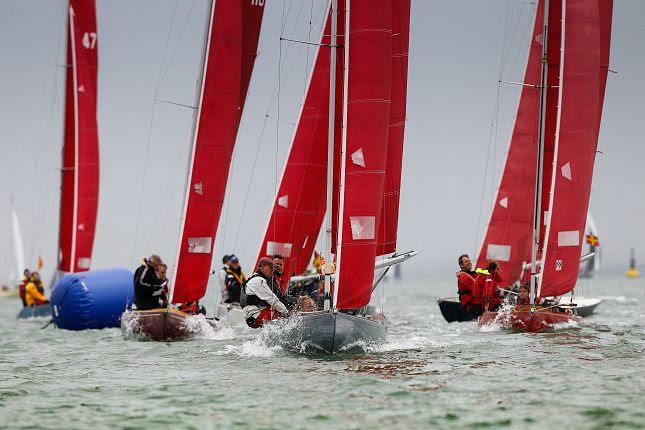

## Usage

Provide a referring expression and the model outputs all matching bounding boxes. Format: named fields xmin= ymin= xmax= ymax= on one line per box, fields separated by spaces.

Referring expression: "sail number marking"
xmin=251 ymin=0 xmax=265 ymax=6
xmin=82 ymin=32 xmax=97 ymax=50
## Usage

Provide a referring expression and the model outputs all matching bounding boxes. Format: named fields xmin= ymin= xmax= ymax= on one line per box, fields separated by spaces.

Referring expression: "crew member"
xmin=178 ymin=301 xmax=206 ymax=315
xmin=475 ymin=260 xmax=503 ymax=312
xmin=218 ymin=255 xmax=230 ymax=303
xmin=241 ymin=257 xmax=288 ymax=328
xmin=517 ymin=285 xmax=530 ymax=305
xmin=156 ymin=263 xmax=170 ymax=308
xmin=456 ymin=254 xmax=481 ymax=316
xmin=271 ymin=254 xmax=297 ymax=310
xmin=133 ymin=254 xmax=166 ymax=310
xmin=224 ymin=255 xmax=246 ymax=304
xmin=24 ymin=271 xmax=49 ymax=306
xmin=18 ymin=269 xmax=31 ymax=307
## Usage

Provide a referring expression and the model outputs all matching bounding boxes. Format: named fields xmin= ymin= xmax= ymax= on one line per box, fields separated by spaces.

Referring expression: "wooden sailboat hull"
xmin=437 ymin=297 xmax=477 ymax=322
xmin=17 ymin=304 xmax=52 ymax=319
xmin=478 ymin=306 xmax=582 ymax=333
xmin=121 ymin=308 xmax=204 ymax=341
xmin=270 ymin=311 xmax=386 ymax=354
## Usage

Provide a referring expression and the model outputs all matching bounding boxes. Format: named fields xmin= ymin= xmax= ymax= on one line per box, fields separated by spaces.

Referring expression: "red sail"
xmin=376 ymin=0 xmax=411 ymax=256
xmin=58 ymin=0 xmax=99 ymax=273
xmin=335 ymin=0 xmax=392 ymax=309
xmin=538 ymin=0 xmax=601 ymax=297
xmin=475 ymin=3 xmax=544 ymax=284
xmin=172 ymin=1 xmax=265 ymax=304
xmin=257 ymin=4 xmax=345 ymax=279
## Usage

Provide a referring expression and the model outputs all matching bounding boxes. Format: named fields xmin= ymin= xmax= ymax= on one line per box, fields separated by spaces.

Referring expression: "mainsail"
xmin=171 ymin=1 xmax=265 ymax=304
xmin=538 ymin=0 xmax=601 ymax=298
xmin=58 ymin=0 xmax=99 ymax=274
xmin=334 ymin=1 xmax=393 ymax=309
xmin=477 ymin=0 xmax=611 ymax=291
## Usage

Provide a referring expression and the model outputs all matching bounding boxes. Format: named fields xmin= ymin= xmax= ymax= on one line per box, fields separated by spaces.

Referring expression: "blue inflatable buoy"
xmin=50 ymin=268 xmax=133 ymax=330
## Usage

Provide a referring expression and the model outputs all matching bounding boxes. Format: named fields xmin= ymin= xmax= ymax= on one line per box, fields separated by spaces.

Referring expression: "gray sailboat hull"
xmin=268 ymin=310 xmax=386 ymax=354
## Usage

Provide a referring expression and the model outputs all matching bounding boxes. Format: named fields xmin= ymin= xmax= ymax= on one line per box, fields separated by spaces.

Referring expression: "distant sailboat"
xmin=580 ymin=211 xmax=601 ymax=278
xmin=122 ymin=0 xmax=265 ymax=341
xmin=260 ymin=0 xmax=415 ymax=354
xmin=626 ymin=248 xmax=640 ymax=278
xmin=1 ymin=199 xmax=24 ymax=298
xmin=476 ymin=0 xmax=612 ymax=332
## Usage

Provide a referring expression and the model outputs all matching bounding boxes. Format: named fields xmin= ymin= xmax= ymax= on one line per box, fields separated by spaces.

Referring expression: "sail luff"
xmin=335 ymin=0 xmax=393 ymax=310
xmin=171 ymin=1 xmax=265 ymax=304
xmin=538 ymin=0 xmax=601 ymax=298
xmin=58 ymin=0 xmax=99 ymax=274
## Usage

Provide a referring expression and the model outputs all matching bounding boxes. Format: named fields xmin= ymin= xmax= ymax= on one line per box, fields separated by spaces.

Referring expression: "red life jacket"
xmin=456 ymin=271 xmax=477 ymax=310
xmin=475 ymin=271 xmax=503 ymax=312
xmin=18 ymin=281 xmax=27 ymax=301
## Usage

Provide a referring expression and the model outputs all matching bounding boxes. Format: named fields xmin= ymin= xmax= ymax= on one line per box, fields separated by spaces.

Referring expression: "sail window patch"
xmin=561 ymin=162 xmax=572 ymax=180
xmin=187 ymin=237 xmax=212 ymax=253
xmin=351 ymin=148 xmax=366 ymax=167
xmin=555 ymin=259 xmax=563 ymax=271
xmin=350 ymin=216 xmax=375 ymax=240
xmin=77 ymin=258 xmax=91 ymax=270
xmin=278 ymin=195 xmax=288 ymax=208
xmin=267 ymin=241 xmax=292 ymax=257
xmin=499 ymin=197 xmax=508 ymax=208
xmin=193 ymin=181 xmax=204 ymax=196
xmin=557 ymin=230 xmax=579 ymax=247
xmin=486 ymin=244 xmax=511 ymax=262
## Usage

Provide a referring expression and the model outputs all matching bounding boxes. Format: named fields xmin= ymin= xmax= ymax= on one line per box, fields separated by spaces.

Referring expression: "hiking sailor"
xmin=133 ymin=254 xmax=167 ymax=310
xmin=456 ymin=254 xmax=482 ymax=317
xmin=241 ymin=257 xmax=289 ymax=328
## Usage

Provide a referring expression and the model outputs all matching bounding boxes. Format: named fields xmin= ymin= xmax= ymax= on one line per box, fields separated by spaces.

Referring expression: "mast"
xmin=530 ymin=0 xmax=550 ymax=305
xmin=324 ymin=0 xmax=338 ymax=307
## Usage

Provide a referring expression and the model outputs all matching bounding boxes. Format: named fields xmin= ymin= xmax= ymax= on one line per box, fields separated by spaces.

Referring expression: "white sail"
xmin=10 ymin=201 xmax=26 ymax=284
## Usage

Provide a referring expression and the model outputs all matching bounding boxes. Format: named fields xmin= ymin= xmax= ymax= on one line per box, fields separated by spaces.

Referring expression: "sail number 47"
xmin=82 ymin=32 xmax=97 ymax=50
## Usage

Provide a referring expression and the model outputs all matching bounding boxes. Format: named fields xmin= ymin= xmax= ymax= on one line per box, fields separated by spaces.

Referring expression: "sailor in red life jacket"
xmin=456 ymin=254 xmax=482 ymax=316
xmin=241 ymin=257 xmax=289 ymax=328
xmin=474 ymin=260 xmax=504 ymax=312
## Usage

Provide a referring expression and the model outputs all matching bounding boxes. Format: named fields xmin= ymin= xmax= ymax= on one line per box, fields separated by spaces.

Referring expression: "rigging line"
xmin=155 ymin=0 xmax=197 ymax=96
xmin=274 ymin=0 xmax=285 ymax=258
xmin=230 ymin=4 xmax=327 ymax=251
xmin=130 ymin=0 xmax=192 ymax=264
xmin=473 ymin=0 xmax=513 ymax=254
xmin=280 ymin=37 xmax=339 ymax=48
xmin=144 ymin=118 xmax=193 ymax=251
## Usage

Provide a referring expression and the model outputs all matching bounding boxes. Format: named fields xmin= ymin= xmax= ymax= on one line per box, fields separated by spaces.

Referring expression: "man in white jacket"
xmin=241 ymin=257 xmax=289 ymax=328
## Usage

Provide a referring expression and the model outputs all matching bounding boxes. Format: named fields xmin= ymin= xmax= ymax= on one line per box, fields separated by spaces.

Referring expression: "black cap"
xmin=222 ymin=255 xmax=231 ymax=264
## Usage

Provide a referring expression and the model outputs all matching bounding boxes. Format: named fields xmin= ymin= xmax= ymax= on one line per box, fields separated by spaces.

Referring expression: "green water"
xmin=1 ymin=275 xmax=643 ymax=429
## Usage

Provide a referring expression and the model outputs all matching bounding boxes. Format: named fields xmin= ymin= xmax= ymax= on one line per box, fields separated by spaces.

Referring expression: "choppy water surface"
xmin=1 ymin=275 xmax=644 ymax=429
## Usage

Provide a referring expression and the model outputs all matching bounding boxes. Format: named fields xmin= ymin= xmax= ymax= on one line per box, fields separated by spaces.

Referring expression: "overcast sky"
xmin=1 ymin=0 xmax=643 ymax=284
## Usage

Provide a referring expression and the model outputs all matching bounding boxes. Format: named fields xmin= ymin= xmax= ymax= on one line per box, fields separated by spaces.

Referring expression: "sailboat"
xmin=121 ymin=0 xmax=265 ymax=341
xmin=475 ymin=0 xmax=613 ymax=333
xmin=17 ymin=0 xmax=100 ymax=319
xmin=258 ymin=0 xmax=414 ymax=354
xmin=625 ymin=248 xmax=640 ymax=278
xmin=579 ymin=211 xmax=600 ymax=278
xmin=1 ymin=199 xmax=25 ymax=299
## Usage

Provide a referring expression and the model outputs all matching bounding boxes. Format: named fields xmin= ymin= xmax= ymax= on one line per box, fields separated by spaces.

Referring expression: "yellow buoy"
xmin=625 ymin=268 xmax=641 ymax=279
